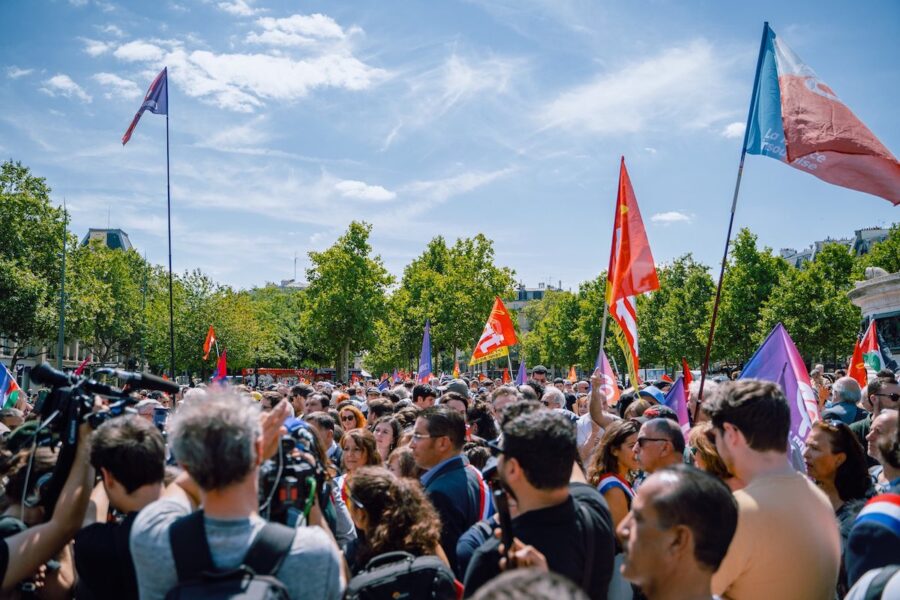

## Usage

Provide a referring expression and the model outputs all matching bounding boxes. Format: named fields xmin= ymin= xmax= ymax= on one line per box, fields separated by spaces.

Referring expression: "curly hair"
xmin=688 ymin=422 xmax=732 ymax=481
xmin=349 ymin=467 xmax=441 ymax=565
xmin=587 ymin=419 xmax=640 ymax=486
xmin=338 ymin=405 xmax=366 ymax=431
xmin=341 ymin=428 xmax=381 ymax=471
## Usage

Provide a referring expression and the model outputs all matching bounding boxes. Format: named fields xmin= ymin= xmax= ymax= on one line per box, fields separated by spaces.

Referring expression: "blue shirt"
xmin=420 ymin=454 xmax=461 ymax=488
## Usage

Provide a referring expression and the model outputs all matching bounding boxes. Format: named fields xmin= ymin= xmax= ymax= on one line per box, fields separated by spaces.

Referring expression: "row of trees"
xmin=4 ymin=158 xmax=899 ymax=380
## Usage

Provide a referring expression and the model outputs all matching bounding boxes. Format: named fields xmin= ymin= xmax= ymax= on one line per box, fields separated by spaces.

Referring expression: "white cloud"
xmin=114 ymin=41 xmax=165 ymax=62
xmin=651 ymin=211 xmax=691 ymax=224
xmin=69 ymin=0 xmax=89 ymax=6
xmin=40 ymin=74 xmax=92 ymax=103
xmin=99 ymin=24 xmax=125 ymax=37
xmin=722 ymin=121 xmax=745 ymax=139
xmin=644 ymin=147 xmax=657 ymax=154
xmin=81 ymin=38 xmax=112 ymax=56
xmin=217 ymin=0 xmax=261 ymax=16
xmin=247 ymin=13 xmax=347 ymax=47
xmin=335 ymin=179 xmax=397 ymax=202
xmin=200 ymin=116 xmax=271 ymax=147
xmin=92 ymin=72 xmax=142 ymax=100
xmin=6 ymin=66 xmax=33 ymax=79
xmin=540 ymin=40 xmax=735 ymax=135
xmin=398 ymin=167 xmax=515 ymax=217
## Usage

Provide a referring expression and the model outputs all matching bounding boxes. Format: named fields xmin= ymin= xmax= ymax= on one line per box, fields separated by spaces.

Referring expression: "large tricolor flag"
xmin=417 ymin=320 xmax=432 ymax=383
xmin=606 ymin=158 xmax=659 ymax=386
xmin=745 ymin=24 xmax=900 ymax=205
xmin=739 ymin=323 xmax=819 ymax=457
xmin=849 ymin=320 xmax=881 ymax=387
xmin=1 ymin=364 xmax=22 ymax=410
xmin=122 ymin=67 xmax=168 ymax=146
xmin=469 ymin=297 xmax=518 ymax=365
xmin=203 ymin=326 xmax=217 ymax=360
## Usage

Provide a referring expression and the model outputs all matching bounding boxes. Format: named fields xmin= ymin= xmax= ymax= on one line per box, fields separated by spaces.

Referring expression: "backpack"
xmin=345 ymin=551 xmax=459 ymax=600
xmin=165 ymin=511 xmax=295 ymax=600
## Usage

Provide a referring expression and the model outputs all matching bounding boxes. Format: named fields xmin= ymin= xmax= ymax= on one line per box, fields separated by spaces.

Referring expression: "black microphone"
xmin=110 ymin=370 xmax=181 ymax=394
xmin=30 ymin=363 xmax=75 ymax=388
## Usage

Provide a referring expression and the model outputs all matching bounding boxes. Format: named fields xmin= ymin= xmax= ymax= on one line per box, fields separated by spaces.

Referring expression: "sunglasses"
xmin=341 ymin=414 xmax=356 ymax=422
xmin=873 ymin=392 xmax=900 ymax=403
xmin=636 ymin=437 xmax=670 ymax=447
xmin=348 ymin=494 xmax=364 ymax=510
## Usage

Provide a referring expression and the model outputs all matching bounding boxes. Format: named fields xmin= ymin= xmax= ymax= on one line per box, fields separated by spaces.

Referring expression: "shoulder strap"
xmin=242 ymin=522 xmax=296 ymax=576
xmin=576 ymin=501 xmax=595 ymax=592
xmin=865 ymin=565 xmax=900 ymax=600
xmin=169 ymin=511 xmax=215 ymax=582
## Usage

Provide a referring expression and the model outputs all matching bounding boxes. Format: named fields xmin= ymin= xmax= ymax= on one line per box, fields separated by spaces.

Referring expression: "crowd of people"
xmin=0 ymin=362 xmax=897 ymax=599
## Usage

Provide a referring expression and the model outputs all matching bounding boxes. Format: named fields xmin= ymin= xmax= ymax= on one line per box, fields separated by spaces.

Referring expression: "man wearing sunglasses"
xmin=850 ymin=377 xmax=900 ymax=453
xmin=632 ymin=418 xmax=685 ymax=479
xmin=707 ymin=379 xmax=840 ymax=600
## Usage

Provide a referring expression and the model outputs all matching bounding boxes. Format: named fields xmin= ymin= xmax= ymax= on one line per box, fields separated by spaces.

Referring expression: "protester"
xmin=632 ymin=418 xmax=684 ymax=479
xmin=442 ymin=391 xmax=470 ymax=420
xmin=76 ymin=415 xmax=167 ymax=600
xmin=587 ymin=419 xmax=640 ymax=529
xmin=845 ymin=493 xmax=900 ymax=587
xmin=687 ymin=422 xmax=744 ymax=491
xmin=618 ymin=465 xmax=738 ymax=600
xmin=412 ymin=384 xmax=438 ymax=409
xmin=305 ymin=411 xmax=343 ymax=471
xmin=290 ymin=383 xmax=314 ymax=416
xmin=371 ymin=416 xmax=401 ymax=462
xmin=471 ymin=568 xmax=589 ymax=600
xmin=386 ymin=446 xmax=419 ymax=479
xmin=345 ymin=466 xmax=447 ymax=573
xmin=687 ymin=379 xmax=717 ymax=424
xmin=467 ymin=399 xmax=500 ymax=443
xmin=334 ymin=429 xmax=382 ymax=513
xmin=530 ymin=366 xmax=549 ymax=384
xmin=130 ymin=393 xmax=345 ymax=599
xmin=305 ymin=392 xmax=330 ymax=414
xmin=463 ymin=411 xmax=616 ymax=598
xmin=866 ymin=409 xmax=899 ymax=492
xmin=706 ymin=379 xmax=841 ymax=600
xmin=823 ymin=377 xmax=867 ymax=425
xmin=850 ymin=377 xmax=900 ymax=448
xmin=803 ymin=419 xmax=872 ymax=596
xmin=339 ymin=404 xmax=367 ymax=431
xmin=411 ymin=406 xmax=485 ymax=577
xmin=489 ymin=386 xmax=518 ymax=420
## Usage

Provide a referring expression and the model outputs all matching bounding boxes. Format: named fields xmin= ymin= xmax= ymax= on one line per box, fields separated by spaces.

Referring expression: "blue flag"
xmin=662 ymin=377 xmax=691 ymax=435
xmin=122 ymin=67 xmax=168 ymax=145
xmin=515 ymin=360 xmax=526 ymax=385
xmin=417 ymin=320 xmax=432 ymax=383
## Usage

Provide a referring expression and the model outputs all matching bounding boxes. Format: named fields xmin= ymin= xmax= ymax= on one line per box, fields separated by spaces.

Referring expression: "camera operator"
xmin=74 ymin=414 xmax=166 ymax=599
xmin=129 ymin=392 xmax=346 ymax=599
xmin=0 ymin=419 xmax=94 ymax=592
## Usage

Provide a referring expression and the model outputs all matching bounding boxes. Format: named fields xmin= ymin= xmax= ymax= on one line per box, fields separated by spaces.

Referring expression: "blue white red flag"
xmin=1 ymin=363 xmax=22 ymax=409
xmin=377 ymin=378 xmax=390 ymax=392
xmin=392 ymin=368 xmax=401 ymax=383
xmin=745 ymin=25 xmax=900 ymax=204
xmin=417 ymin=320 xmax=432 ymax=384
xmin=739 ymin=323 xmax=819 ymax=455
xmin=211 ymin=349 xmax=227 ymax=382
xmin=515 ymin=360 xmax=526 ymax=386
xmin=122 ymin=67 xmax=168 ymax=145
xmin=662 ymin=377 xmax=691 ymax=435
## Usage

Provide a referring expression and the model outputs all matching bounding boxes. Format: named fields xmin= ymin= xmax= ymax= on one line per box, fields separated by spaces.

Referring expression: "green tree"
xmin=710 ymin=228 xmax=787 ymax=366
xmin=0 ymin=161 xmax=68 ymax=368
xmin=305 ymin=222 xmax=393 ymax=380
xmin=856 ymin=224 xmax=900 ymax=275
xmin=520 ymin=290 xmax=579 ymax=369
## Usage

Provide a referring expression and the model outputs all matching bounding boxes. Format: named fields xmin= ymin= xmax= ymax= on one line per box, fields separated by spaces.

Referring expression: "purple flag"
xmin=739 ymin=323 xmax=819 ymax=456
xmin=392 ymin=368 xmax=400 ymax=383
xmin=515 ymin=360 xmax=526 ymax=386
xmin=662 ymin=377 xmax=691 ymax=435
xmin=122 ymin=67 xmax=168 ymax=145
xmin=417 ymin=320 xmax=432 ymax=383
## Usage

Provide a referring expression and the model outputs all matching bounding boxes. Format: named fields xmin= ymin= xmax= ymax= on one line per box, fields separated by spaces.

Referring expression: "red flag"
xmin=74 ymin=354 xmax=92 ymax=376
xmin=203 ymin=326 xmax=217 ymax=360
xmin=849 ymin=321 xmax=880 ymax=387
xmin=469 ymin=297 xmax=518 ymax=365
xmin=502 ymin=368 xmax=511 ymax=383
xmin=211 ymin=349 xmax=227 ymax=382
xmin=682 ymin=358 xmax=693 ymax=389
xmin=606 ymin=158 xmax=659 ymax=385
xmin=660 ymin=374 xmax=673 ymax=383
xmin=568 ymin=365 xmax=577 ymax=381
xmin=453 ymin=360 xmax=460 ymax=378
xmin=478 ymin=373 xmax=487 ymax=382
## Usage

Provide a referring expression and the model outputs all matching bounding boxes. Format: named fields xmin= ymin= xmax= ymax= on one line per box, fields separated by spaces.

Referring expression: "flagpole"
xmin=598 ymin=300 xmax=610 ymax=373
xmin=57 ymin=198 xmax=67 ymax=370
xmin=697 ymin=22 xmax=769 ymax=416
xmin=165 ymin=74 xmax=176 ymax=381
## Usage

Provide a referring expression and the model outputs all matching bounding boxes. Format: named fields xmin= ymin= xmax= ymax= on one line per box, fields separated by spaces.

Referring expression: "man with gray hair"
xmin=541 ymin=386 xmax=567 ymax=410
xmin=687 ymin=378 xmax=719 ymax=424
xmin=823 ymin=376 xmax=866 ymax=425
xmin=130 ymin=393 xmax=344 ymax=599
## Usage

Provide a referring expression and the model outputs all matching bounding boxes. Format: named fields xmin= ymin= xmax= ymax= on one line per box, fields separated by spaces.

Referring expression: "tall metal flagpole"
xmin=696 ymin=22 xmax=770 ymax=419
xmin=57 ymin=198 xmax=67 ymax=370
xmin=165 ymin=85 xmax=176 ymax=380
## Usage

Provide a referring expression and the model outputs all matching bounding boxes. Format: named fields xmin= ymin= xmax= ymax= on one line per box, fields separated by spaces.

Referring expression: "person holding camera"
xmin=74 ymin=414 xmax=166 ymax=599
xmin=129 ymin=392 xmax=345 ymax=599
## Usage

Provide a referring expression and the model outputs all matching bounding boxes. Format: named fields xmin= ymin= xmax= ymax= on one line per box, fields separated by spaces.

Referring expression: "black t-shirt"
xmin=74 ymin=512 xmax=139 ymax=600
xmin=463 ymin=483 xmax=615 ymax=599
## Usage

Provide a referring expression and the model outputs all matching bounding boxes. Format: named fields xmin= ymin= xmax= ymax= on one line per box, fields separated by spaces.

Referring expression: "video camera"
xmin=23 ymin=362 xmax=179 ymax=516
xmin=258 ymin=419 xmax=333 ymax=529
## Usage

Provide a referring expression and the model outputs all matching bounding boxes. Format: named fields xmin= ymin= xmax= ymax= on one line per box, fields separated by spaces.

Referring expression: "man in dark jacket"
xmin=411 ymin=406 xmax=485 ymax=577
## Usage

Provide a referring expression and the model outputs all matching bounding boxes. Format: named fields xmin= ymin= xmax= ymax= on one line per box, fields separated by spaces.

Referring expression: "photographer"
xmin=75 ymin=415 xmax=166 ymax=599
xmin=0 ymin=419 xmax=94 ymax=592
xmin=130 ymin=392 xmax=345 ymax=599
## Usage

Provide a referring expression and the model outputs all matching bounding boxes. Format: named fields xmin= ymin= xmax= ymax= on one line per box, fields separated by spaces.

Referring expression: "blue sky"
xmin=2 ymin=0 xmax=898 ymax=291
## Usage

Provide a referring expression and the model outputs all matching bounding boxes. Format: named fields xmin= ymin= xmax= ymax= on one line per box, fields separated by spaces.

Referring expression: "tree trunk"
xmin=338 ymin=341 xmax=350 ymax=382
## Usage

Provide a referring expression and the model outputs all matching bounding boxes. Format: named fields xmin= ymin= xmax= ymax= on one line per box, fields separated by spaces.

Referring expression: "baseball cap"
xmin=445 ymin=379 xmax=469 ymax=396
xmin=532 ymin=365 xmax=548 ymax=375
xmin=638 ymin=385 xmax=666 ymax=405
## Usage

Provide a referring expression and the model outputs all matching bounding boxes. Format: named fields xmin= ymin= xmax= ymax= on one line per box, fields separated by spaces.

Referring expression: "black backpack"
xmin=345 ymin=551 xmax=458 ymax=600
xmin=165 ymin=511 xmax=295 ymax=600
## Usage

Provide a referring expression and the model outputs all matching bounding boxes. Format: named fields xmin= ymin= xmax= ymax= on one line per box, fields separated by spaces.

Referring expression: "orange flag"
xmin=502 ymin=368 xmax=511 ymax=383
xmin=606 ymin=158 xmax=659 ymax=385
xmin=682 ymin=357 xmax=693 ymax=389
xmin=453 ymin=360 xmax=460 ymax=378
xmin=469 ymin=297 xmax=518 ymax=365
xmin=568 ymin=365 xmax=577 ymax=381
xmin=203 ymin=326 xmax=217 ymax=360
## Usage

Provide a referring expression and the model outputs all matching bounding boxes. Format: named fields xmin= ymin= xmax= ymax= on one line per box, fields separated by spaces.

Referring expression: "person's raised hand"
xmin=261 ymin=399 xmax=291 ymax=460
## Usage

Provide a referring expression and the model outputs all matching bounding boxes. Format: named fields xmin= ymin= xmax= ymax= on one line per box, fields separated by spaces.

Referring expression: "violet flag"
xmin=515 ymin=360 xmax=526 ymax=386
xmin=739 ymin=323 xmax=819 ymax=459
xmin=662 ymin=377 xmax=691 ymax=435
xmin=122 ymin=67 xmax=168 ymax=145
xmin=745 ymin=24 xmax=900 ymax=204
xmin=417 ymin=320 xmax=432 ymax=384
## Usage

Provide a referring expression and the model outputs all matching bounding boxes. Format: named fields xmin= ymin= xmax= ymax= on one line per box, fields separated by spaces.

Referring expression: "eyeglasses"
xmin=688 ymin=446 xmax=699 ymax=456
xmin=340 ymin=414 xmax=356 ymax=422
xmin=348 ymin=494 xmax=364 ymax=509
xmin=410 ymin=432 xmax=433 ymax=441
xmin=873 ymin=393 xmax=900 ymax=402
xmin=636 ymin=437 xmax=670 ymax=447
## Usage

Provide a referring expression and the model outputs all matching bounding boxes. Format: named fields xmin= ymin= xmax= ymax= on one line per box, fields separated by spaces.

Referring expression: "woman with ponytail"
xmin=345 ymin=466 xmax=447 ymax=574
